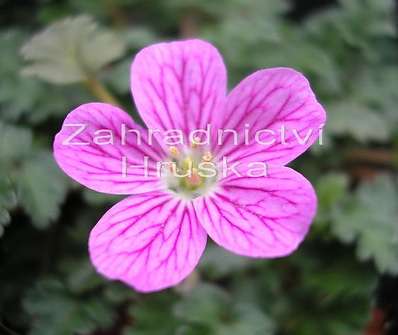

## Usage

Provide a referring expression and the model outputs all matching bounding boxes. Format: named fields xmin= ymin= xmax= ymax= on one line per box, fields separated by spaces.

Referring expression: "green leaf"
xmin=23 ymin=279 xmax=115 ymax=335
xmin=340 ymin=0 xmax=395 ymax=38
xmin=0 ymin=175 xmax=17 ymax=210
xmin=354 ymin=67 xmax=398 ymax=125
xmin=299 ymin=257 xmax=375 ymax=302
xmin=216 ymin=303 xmax=274 ymax=335
xmin=174 ymin=283 xmax=274 ymax=334
xmin=0 ymin=122 xmax=32 ymax=236
xmin=327 ymin=101 xmax=390 ymax=142
xmin=0 ymin=176 xmax=17 ymax=236
xmin=0 ymin=121 xmax=32 ymax=163
xmin=21 ymin=15 xmax=126 ymax=84
xmin=316 ymin=173 xmax=349 ymax=222
xmin=0 ymin=30 xmax=42 ymax=122
xmin=16 ymin=152 xmax=69 ymax=228
xmin=0 ymin=31 xmax=92 ymax=124
xmin=125 ymin=293 xmax=180 ymax=335
xmin=61 ymin=258 xmax=105 ymax=294
xmin=199 ymin=243 xmax=252 ymax=279
xmin=332 ymin=175 xmax=398 ymax=274
xmin=173 ymin=283 xmax=230 ymax=325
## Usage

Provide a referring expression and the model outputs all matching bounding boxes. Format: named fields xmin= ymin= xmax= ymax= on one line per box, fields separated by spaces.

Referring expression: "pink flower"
xmin=53 ymin=39 xmax=326 ymax=292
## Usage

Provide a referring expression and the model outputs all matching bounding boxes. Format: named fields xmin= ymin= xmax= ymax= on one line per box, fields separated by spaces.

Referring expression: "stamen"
xmin=169 ymin=146 xmax=179 ymax=157
xmin=182 ymin=157 xmax=193 ymax=170
xmin=186 ymin=168 xmax=201 ymax=186
xmin=169 ymin=162 xmax=177 ymax=173
xmin=202 ymin=151 xmax=212 ymax=162
xmin=163 ymin=145 xmax=217 ymax=197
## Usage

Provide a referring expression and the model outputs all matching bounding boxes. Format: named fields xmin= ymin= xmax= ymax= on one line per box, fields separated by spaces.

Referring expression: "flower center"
xmin=163 ymin=139 xmax=217 ymax=199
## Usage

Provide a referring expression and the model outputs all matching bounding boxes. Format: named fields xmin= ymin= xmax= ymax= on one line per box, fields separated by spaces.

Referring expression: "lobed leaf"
xmin=21 ymin=15 xmax=126 ymax=84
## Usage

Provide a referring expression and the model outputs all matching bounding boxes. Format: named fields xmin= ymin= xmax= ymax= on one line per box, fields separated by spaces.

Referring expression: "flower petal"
xmin=215 ymin=68 xmax=326 ymax=165
xmin=54 ymin=103 xmax=164 ymax=195
xmin=130 ymin=39 xmax=226 ymax=144
xmin=194 ymin=166 xmax=316 ymax=257
xmin=89 ymin=192 xmax=207 ymax=292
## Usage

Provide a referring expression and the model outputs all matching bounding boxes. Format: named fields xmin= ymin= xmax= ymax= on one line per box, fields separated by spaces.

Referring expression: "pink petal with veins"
xmin=194 ymin=166 xmax=316 ymax=257
xmin=130 ymin=39 xmax=227 ymax=147
xmin=89 ymin=191 xmax=207 ymax=292
xmin=215 ymin=68 xmax=326 ymax=165
xmin=54 ymin=103 xmax=165 ymax=195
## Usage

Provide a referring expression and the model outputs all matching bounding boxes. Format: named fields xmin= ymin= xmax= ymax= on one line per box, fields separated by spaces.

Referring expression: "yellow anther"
xmin=202 ymin=151 xmax=212 ymax=162
xmin=169 ymin=146 xmax=179 ymax=157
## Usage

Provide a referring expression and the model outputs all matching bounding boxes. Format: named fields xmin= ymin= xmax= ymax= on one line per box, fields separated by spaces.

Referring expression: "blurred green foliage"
xmin=1 ymin=0 xmax=398 ymax=334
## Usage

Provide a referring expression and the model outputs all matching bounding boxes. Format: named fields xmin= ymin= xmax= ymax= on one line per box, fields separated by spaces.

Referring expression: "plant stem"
xmin=346 ymin=148 xmax=397 ymax=166
xmin=83 ymin=75 xmax=120 ymax=106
